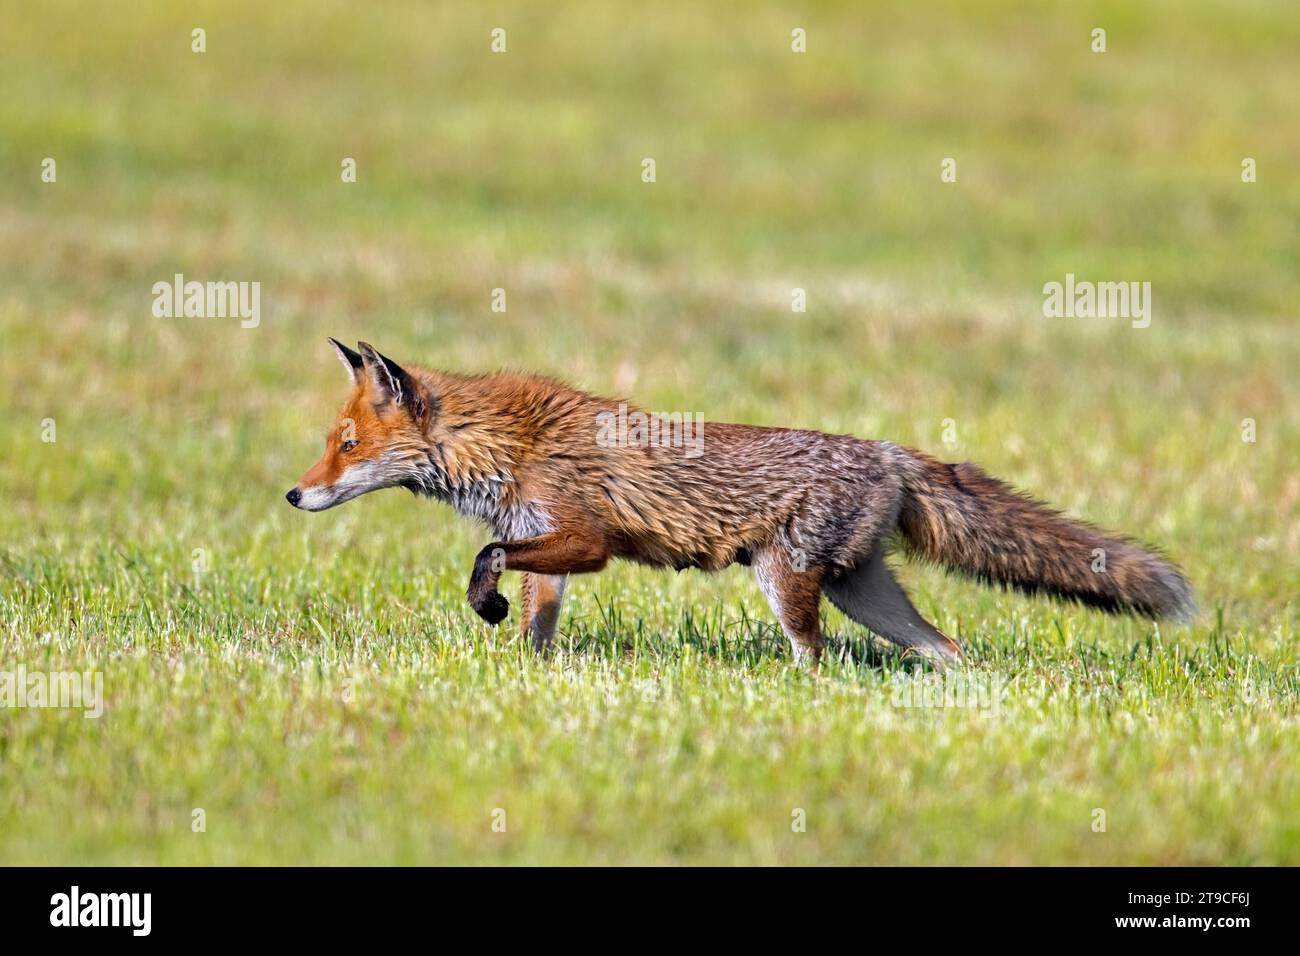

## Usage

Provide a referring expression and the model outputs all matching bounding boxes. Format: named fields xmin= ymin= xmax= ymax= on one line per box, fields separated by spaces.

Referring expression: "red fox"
xmin=287 ymin=339 xmax=1193 ymax=665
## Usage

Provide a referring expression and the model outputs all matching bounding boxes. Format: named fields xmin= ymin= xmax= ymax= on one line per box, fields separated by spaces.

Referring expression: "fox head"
xmin=286 ymin=339 xmax=433 ymax=511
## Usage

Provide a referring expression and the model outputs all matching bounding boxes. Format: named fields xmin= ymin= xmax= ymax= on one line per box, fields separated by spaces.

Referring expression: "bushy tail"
xmin=895 ymin=449 xmax=1194 ymax=621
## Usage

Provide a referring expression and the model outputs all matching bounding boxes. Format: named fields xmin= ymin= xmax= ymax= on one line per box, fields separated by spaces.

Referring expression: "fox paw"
xmin=471 ymin=589 xmax=509 ymax=625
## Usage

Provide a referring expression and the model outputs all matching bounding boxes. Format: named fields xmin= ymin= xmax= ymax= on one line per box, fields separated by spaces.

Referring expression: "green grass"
xmin=0 ymin=0 xmax=1297 ymax=864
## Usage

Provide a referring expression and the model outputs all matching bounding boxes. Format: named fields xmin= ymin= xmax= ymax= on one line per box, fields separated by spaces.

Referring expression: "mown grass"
xmin=0 ymin=0 xmax=1296 ymax=864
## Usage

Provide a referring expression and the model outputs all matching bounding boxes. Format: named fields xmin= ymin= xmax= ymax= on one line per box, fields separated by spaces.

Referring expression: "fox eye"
xmin=340 ymin=439 xmax=358 ymax=453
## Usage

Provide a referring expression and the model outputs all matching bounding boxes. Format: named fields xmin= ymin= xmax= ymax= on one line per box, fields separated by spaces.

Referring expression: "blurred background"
xmin=0 ymin=1 xmax=1297 ymax=864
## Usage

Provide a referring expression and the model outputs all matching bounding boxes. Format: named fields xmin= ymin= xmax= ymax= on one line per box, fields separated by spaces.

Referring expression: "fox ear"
xmin=357 ymin=341 xmax=422 ymax=413
xmin=328 ymin=337 xmax=364 ymax=384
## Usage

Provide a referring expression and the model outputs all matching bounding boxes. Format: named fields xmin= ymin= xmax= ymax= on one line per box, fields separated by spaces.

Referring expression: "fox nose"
xmin=286 ymin=488 xmax=302 ymax=507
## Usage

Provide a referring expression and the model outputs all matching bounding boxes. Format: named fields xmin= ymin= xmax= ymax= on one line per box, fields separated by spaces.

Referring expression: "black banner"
xmin=0 ymin=867 xmax=1280 ymax=943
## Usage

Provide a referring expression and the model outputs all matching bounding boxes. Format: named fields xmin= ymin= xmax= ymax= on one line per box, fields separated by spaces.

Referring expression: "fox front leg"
xmin=466 ymin=530 xmax=609 ymax=626
xmin=467 ymin=545 xmax=511 ymax=624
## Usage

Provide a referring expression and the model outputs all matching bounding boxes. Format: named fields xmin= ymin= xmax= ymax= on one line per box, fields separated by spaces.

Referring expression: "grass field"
xmin=1 ymin=1 xmax=1297 ymax=864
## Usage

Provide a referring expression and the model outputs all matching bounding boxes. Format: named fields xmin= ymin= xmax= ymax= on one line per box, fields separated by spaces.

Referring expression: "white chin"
xmin=296 ymin=487 xmax=344 ymax=511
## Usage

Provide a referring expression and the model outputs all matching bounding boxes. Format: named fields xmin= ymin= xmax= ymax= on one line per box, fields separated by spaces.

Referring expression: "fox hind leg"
xmin=752 ymin=547 xmax=826 ymax=665
xmin=519 ymin=572 xmax=567 ymax=652
xmin=825 ymin=546 xmax=961 ymax=665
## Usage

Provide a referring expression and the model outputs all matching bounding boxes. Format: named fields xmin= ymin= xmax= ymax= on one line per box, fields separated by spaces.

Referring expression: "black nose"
xmin=286 ymin=488 xmax=301 ymax=507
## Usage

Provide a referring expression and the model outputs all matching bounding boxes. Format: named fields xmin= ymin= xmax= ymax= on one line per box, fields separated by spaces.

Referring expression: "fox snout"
xmin=285 ymin=479 xmax=353 ymax=512
xmin=289 ymin=452 xmax=348 ymax=512
xmin=285 ymin=482 xmax=329 ymax=511
xmin=285 ymin=484 xmax=338 ymax=511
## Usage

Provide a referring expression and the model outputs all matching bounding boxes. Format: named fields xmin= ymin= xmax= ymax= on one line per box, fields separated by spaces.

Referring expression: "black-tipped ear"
xmin=328 ymin=337 xmax=364 ymax=384
xmin=357 ymin=341 xmax=422 ymax=414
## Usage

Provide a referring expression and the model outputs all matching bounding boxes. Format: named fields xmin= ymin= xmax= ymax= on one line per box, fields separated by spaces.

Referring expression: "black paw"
xmin=471 ymin=590 xmax=509 ymax=625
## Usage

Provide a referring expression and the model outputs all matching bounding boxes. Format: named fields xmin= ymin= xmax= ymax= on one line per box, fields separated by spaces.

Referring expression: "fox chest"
xmin=442 ymin=481 xmax=553 ymax=542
